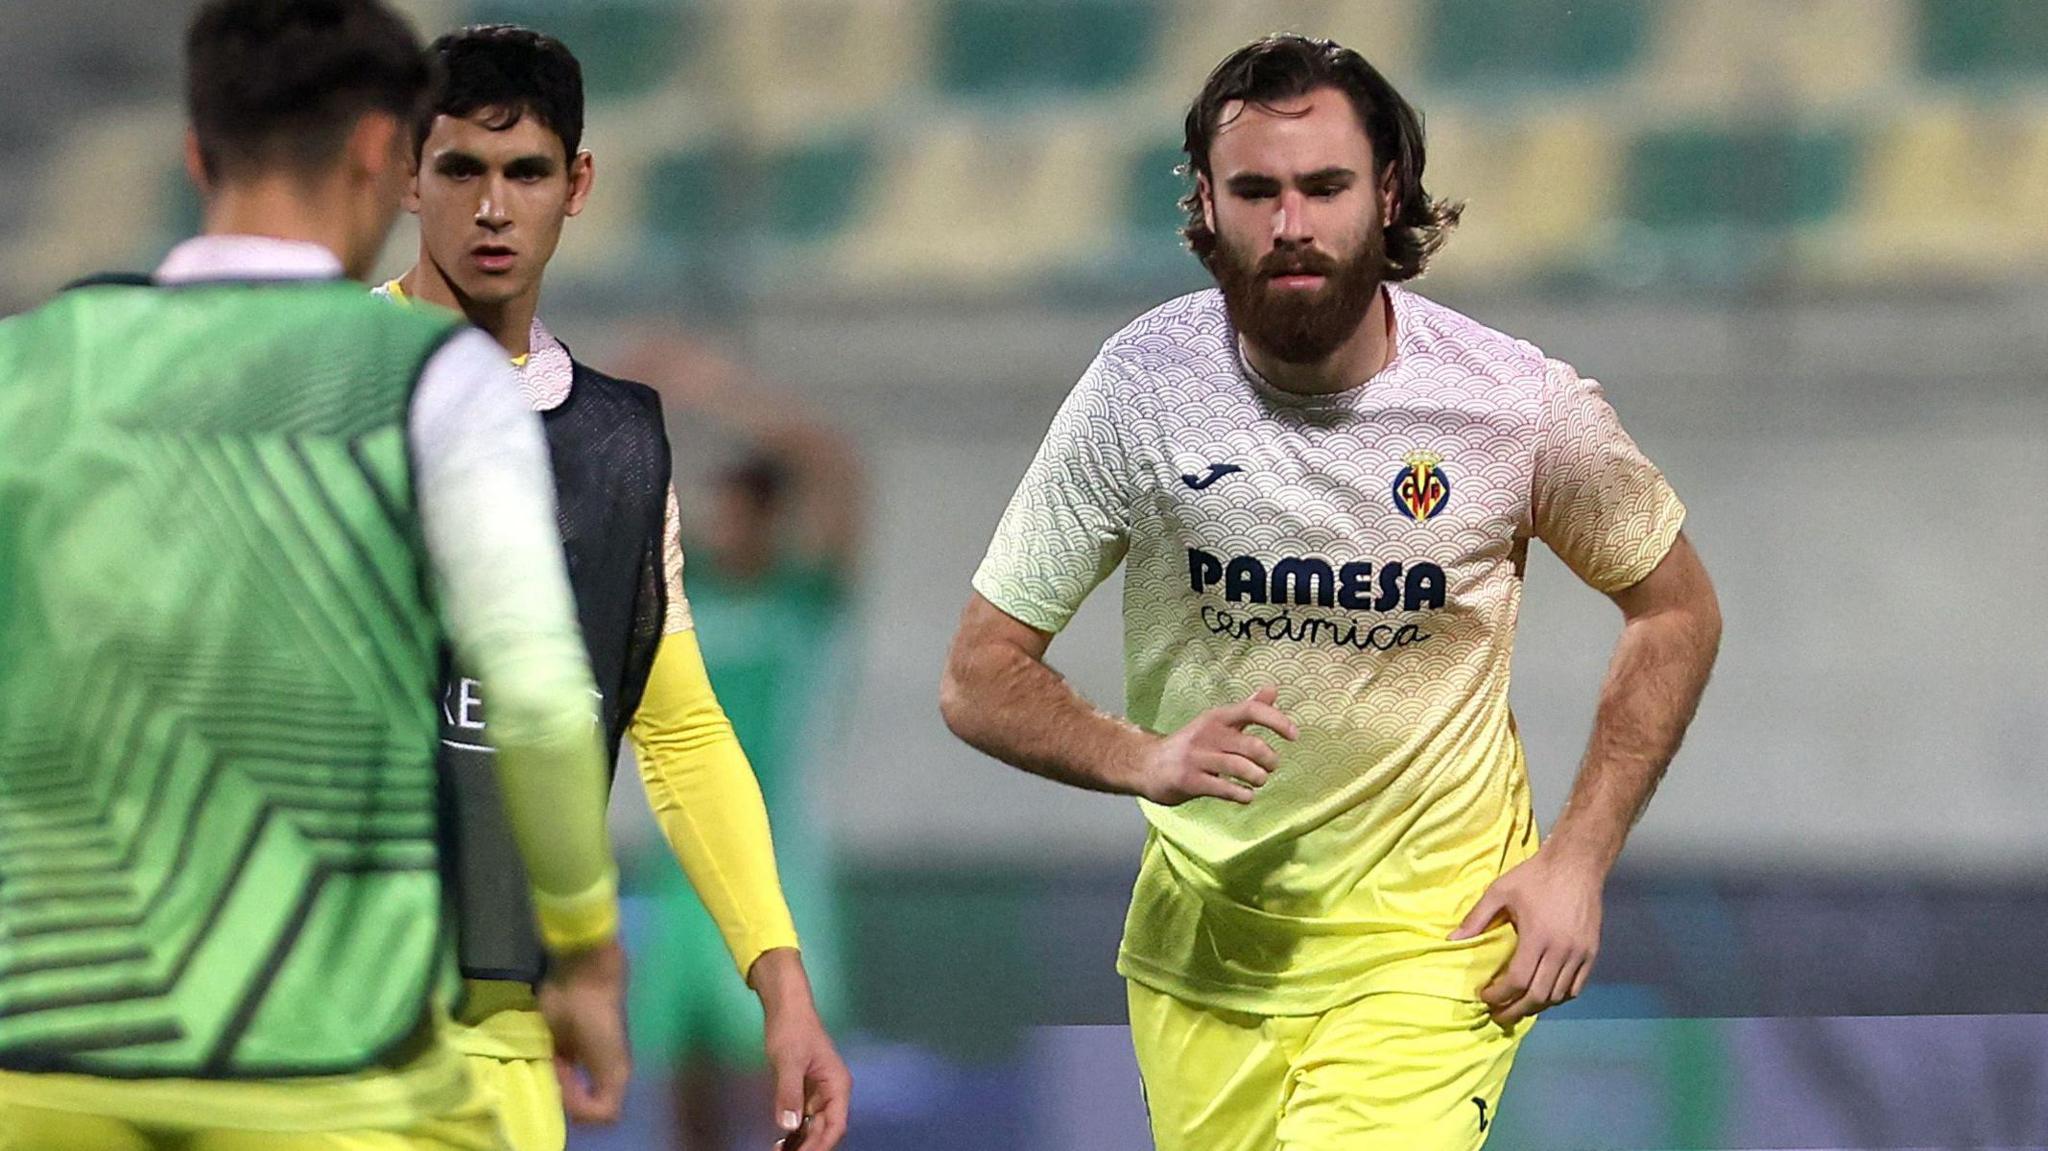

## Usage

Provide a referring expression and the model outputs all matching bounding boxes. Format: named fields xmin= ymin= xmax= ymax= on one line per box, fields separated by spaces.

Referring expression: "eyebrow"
xmin=430 ymin=150 xmax=559 ymax=176
xmin=1222 ymin=167 xmax=1358 ymax=192
xmin=504 ymin=155 xmax=558 ymax=178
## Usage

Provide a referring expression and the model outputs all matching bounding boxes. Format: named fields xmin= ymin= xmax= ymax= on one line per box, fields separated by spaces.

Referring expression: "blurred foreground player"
xmin=942 ymin=35 xmax=1722 ymax=1150
xmin=379 ymin=25 xmax=849 ymax=1151
xmin=0 ymin=1 xmax=627 ymax=1148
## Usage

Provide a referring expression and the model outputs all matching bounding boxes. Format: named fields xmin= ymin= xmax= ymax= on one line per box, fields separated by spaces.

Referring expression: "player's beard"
xmin=1210 ymin=229 xmax=1384 ymax=366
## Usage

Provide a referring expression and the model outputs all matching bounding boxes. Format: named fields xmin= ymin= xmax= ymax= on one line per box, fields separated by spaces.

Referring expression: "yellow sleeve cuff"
xmin=533 ymin=866 xmax=621 ymax=954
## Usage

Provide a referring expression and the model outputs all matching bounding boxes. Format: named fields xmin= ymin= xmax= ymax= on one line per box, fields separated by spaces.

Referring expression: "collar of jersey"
xmin=376 ymin=278 xmax=572 ymax=413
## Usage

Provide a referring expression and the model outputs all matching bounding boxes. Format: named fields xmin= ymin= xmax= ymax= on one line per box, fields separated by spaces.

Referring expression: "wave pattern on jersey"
xmin=973 ymin=285 xmax=1685 ymax=1011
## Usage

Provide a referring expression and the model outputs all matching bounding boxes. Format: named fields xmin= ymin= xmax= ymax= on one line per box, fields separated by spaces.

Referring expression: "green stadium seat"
xmin=766 ymin=137 xmax=874 ymax=243
xmin=646 ymin=138 xmax=873 ymax=247
xmin=466 ymin=0 xmax=699 ymax=100
xmin=643 ymin=147 xmax=724 ymax=246
xmin=1625 ymin=126 xmax=1859 ymax=231
xmin=936 ymin=0 xmax=1160 ymax=98
xmin=1425 ymin=0 xmax=1648 ymax=87
xmin=1918 ymin=0 xmax=2048 ymax=79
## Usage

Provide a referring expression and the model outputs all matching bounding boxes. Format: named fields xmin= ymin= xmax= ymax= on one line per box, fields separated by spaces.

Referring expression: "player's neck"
xmin=201 ymin=181 xmax=353 ymax=274
xmin=399 ymin=260 xmax=540 ymax=359
xmin=1241 ymin=287 xmax=1394 ymax=397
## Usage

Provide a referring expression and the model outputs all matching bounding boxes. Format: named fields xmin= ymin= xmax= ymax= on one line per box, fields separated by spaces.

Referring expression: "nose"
xmin=476 ymin=180 xmax=510 ymax=231
xmin=1270 ymin=189 xmax=1313 ymax=247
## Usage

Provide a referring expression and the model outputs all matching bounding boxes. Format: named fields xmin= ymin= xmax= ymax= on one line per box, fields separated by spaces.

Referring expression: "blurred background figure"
xmin=614 ymin=334 xmax=862 ymax=1151
xmin=6 ymin=1 xmax=2048 ymax=1147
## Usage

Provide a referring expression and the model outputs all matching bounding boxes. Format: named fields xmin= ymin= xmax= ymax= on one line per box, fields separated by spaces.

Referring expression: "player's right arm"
xmin=942 ymin=598 xmax=1292 ymax=804
xmin=939 ymin=353 xmax=1295 ymax=805
xmin=409 ymin=329 xmax=627 ymax=1118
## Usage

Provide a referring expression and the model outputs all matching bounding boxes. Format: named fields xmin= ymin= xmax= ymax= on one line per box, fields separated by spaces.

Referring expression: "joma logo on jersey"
xmin=1187 ymin=548 xmax=1447 ymax=612
xmin=1393 ymin=451 xmax=1451 ymax=522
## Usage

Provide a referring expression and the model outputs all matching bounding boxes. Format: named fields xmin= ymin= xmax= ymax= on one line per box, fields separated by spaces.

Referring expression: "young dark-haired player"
xmin=0 ymin=2 xmax=628 ymax=1147
xmin=942 ymin=34 xmax=1722 ymax=1149
xmin=377 ymin=24 xmax=849 ymax=1151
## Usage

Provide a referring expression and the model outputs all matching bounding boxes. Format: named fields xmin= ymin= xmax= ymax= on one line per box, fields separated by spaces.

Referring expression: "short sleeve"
xmin=660 ymin=485 xmax=693 ymax=634
xmin=1531 ymin=359 xmax=1686 ymax=593
xmin=970 ymin=352 xmax=1133 ymax=634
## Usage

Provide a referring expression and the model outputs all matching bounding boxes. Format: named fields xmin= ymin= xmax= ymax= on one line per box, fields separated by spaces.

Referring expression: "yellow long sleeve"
xmin=631 ymin=630 xmax=801 ymax=980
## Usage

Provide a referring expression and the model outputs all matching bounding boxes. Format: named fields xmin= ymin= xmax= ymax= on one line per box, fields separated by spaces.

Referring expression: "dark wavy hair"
xmin=1179 ymin=34 xmax=1461 ymax=281
xmin=416 ymin=24 xmax=584 ymax=160
xmin=186 ymin=0 xmax=429 ymax=183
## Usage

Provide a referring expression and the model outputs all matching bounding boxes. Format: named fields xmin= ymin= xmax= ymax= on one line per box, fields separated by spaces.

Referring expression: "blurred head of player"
xmin=406 ymin=25 xmax=592 ymax=313
xmin=184 ymin=0 xmax=429 ymax=280
xmin=1181 ymin=35 xmax=1461 ymax=365
xmin=708 ymin=454 xmax=789 ymax=581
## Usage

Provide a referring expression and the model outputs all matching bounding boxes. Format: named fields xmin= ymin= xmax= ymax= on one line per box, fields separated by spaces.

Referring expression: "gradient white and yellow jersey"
xmin=973 ymin=285 xmax=1685 ymax=1016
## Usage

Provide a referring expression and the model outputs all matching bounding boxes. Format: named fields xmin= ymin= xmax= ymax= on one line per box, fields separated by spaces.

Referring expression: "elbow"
xmin=938 ymin=648 xmax=989 ymax=748
xmin=938 ymin=662 xmax=974 ymax=744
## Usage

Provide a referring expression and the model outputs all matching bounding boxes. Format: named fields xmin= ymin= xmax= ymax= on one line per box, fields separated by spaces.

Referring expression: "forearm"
xmin=940 ymin=635 xmax=1153 ymax=796
xmin=632 ymin=632 xmax=800 ymax=977
xmin=414 ymin=332 xmax=616 ymax=952
xmin=1547 ymin=603 xmax=1720 ymax=872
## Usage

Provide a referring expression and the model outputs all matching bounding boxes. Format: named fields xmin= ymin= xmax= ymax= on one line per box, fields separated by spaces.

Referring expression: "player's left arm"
xmin=630 ymin=492 xmax=852 ymax=1149
xmin=1452 ymin=361 xmax=1722 ymax=1027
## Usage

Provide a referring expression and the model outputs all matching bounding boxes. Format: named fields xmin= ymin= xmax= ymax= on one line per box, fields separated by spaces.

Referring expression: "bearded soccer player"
xmin=941 ymin=35 xmax=1722 ymax=1150
xmin=0 ymin=1 xmax=629 ymax=1148
xmin=376 ymin=26 xmax=849 ymax=1151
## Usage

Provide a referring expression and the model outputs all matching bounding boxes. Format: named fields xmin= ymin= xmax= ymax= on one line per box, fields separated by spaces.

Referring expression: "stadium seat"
xmin=1625 ymin=125 xmax=1859 ymax=231
xmin=718 ymin=0 xmax=932 ymax=139
xmin=1917 ymin=0 xmax=2048 ymax=80
xmin=765 ymin=137 xmax=877 ymax=243
xmin=645 ymin=137 xmax=875 ymax=248
xmin=935 ymin=0 xmax=1160 ymax=98
xmin=827 ymin=114 xmax=1122 ymax=288
xmin=1638 ymin=0 xmax=1911 ymax=111
xmin=644 ymin=147 xmax=724 ymax=248
xmin=1830 ymin=104 xmax=2048 ymax=279
xmin=1134 ymin=0 xmax=1425 ymax=117
xmin=1425 ymin=0 xmax=1648 ymax=87
xmin=1422 ymin=110 xmax=1619 ymax=284
xmin=468 ymin=0 xmax=699 ymax=99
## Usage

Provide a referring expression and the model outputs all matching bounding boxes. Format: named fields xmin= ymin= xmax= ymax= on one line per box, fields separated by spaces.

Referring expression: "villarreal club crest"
xmin=1392 ymin=451 xmax=1451 ymax=522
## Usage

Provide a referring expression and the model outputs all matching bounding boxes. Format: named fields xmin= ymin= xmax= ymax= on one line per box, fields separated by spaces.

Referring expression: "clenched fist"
xmin=1135 ymin=686 xmax=1299 ymax=805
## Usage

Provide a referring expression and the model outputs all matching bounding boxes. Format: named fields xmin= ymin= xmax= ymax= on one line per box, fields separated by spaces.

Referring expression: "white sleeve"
xmin=409 ymin=329 xmax=616 ymax=942
xmin=409 ymin=328 xmax=593 ymax=724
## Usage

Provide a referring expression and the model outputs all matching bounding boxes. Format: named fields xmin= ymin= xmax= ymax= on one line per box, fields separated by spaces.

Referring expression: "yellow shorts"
xmin=459 ymin=1053 xmax=562 ymax=1151
xmin=0 ymin=1073 xmax=504 ymax=1151
xmin=1128 ymin=981 xmax=1528 ymax=1151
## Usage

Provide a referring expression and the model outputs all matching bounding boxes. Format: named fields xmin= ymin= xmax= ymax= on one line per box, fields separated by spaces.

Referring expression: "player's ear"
xmin=1197 ymin=170 xmax=1216 ymax=235
xmin=347 ymin=111 xmax=403 ymax=185
xmin=1379 ymin=165 xmax=1398 ymax=229
xmin=182 ymin=129 xmax=213 ymax=198
xmin=402 ymin=135 xmax=422 ymax=214
xmin=565 ymin=149 xmax=595 ymax=219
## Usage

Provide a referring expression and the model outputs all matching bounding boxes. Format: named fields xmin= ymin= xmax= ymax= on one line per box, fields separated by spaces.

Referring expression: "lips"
xmin=471 ymin=245 xmax=517 ymax=273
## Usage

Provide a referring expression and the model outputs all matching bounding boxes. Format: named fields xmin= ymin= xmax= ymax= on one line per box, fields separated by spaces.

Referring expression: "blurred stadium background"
xmin=5 ymin=1 xmax=2047 ymax=1147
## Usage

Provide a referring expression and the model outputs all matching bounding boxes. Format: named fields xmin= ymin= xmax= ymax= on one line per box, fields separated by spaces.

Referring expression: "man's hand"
xmin=1135 ymin=686 xmax=1299 ymax=805
xmin=538 ymin=937 xmax=631 ymax=1124
xmin=751 ymin=949 xmax=852 ymax=1150
xmin=1449 ymin=847 xmax=1606 ymax=1027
